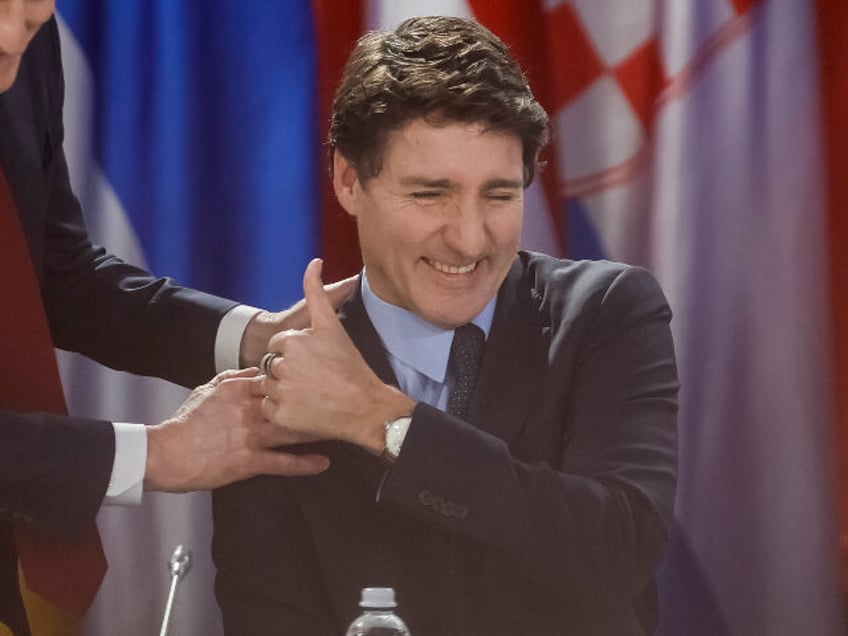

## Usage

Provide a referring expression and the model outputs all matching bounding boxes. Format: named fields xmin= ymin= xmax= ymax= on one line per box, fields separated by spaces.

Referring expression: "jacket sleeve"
xmin=0 ymin=410 xmax=113 ymax=540
xmin=31 ymin=18 xmax=237 ymax=388
xmin=377 ymin=265 xmax=679 ymax=612
xmin=41 ymin=141 xmax=237 ymax=388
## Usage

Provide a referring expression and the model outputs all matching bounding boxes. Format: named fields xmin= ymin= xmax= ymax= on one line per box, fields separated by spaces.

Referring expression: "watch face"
xmin=385 ymin=416 xmax=412 ymax=458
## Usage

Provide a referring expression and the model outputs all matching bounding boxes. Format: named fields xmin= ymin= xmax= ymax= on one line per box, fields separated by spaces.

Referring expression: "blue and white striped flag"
xmin=56 ymin=2 xmax=319 ymax=633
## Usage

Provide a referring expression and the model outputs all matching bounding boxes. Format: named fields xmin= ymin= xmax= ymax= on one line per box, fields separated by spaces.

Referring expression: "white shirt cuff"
xmin=104 ymin=422 xmax=147 ymax=506
xmin=215 ymin=304 xmax=262 ymax=372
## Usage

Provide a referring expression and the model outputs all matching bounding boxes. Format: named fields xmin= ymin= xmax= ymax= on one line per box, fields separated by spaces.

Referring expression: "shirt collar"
xmin=361 ymin=269 xmax=496 ymax=383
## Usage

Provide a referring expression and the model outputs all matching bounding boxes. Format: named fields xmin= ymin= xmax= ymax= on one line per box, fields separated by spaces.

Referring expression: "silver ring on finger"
xmin=260 ymin=352 xmax=282 ymax=380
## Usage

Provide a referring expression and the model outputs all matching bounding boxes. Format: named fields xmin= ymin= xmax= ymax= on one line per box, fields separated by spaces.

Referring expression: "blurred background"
xmin=49 ymin=0 xmax=846 ymax=634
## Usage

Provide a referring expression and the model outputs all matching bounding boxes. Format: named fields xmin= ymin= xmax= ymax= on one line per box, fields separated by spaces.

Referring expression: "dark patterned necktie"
xmin=446 ymin=323 xmax=486 ymax=419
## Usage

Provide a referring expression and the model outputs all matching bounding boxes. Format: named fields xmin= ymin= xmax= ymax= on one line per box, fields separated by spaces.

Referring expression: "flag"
xmin=56 ymin=2 xmax=318 ymax=634
xmin=550 ymin=1 xmax=842 ymax=633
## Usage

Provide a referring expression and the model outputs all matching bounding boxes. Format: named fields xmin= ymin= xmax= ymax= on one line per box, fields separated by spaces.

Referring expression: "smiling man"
xmin=213 ymin=16 xmax=679 ymax=636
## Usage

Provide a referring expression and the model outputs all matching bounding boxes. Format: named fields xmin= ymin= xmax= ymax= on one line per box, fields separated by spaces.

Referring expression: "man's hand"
xmin=260 ymin=259 xmax=415 ymax=454
xmin=239 ymin=272 xmax=358 ymax=368
xmin=144 ymin=368 xmax=329 ymax=492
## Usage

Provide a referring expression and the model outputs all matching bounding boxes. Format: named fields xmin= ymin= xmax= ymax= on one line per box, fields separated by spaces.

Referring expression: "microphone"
xmin=159 ymin=544 xmax=193 ymax=636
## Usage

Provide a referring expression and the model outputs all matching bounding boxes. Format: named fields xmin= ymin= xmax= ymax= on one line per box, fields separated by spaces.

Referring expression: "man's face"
xmin=0 ymin=0 xmax=55 ymax=93
xmin=334 ymin=118 xmax=524 ymax=329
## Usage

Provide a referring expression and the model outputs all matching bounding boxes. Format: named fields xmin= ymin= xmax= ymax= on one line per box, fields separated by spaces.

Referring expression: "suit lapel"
xmin=468 ymin=257 xmax=549 ymax=447
xmin=338 ymin=282 xmax=399 ymax=387
xmin=333 ymin=282 xmax=400 ymax=488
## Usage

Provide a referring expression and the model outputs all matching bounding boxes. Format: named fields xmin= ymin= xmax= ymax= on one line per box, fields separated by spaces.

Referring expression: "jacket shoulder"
xmin=11 ymin=16 xmax=63 ymax=118
xmin=515 ymin=250 xmax=671 ymax=320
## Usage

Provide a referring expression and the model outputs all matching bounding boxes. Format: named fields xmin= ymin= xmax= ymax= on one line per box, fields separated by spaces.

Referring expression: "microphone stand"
xmin=159 ymin=544 xmax=192 ymax=636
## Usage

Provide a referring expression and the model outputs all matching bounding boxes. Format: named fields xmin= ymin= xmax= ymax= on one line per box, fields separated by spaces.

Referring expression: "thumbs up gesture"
xmin=261 ymin=259 xmax=415 ymax=455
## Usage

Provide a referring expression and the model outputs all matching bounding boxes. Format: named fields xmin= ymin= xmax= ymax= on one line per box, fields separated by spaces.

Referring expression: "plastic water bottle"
xmin=345 ymin=587 xmax=411 ymax=636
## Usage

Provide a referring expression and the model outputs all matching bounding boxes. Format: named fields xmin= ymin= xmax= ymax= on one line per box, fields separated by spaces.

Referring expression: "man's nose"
xmin=444 ymin=200 xmax=487 ymax=257
xmin=0 ymin=3 xmax=29 ymax=55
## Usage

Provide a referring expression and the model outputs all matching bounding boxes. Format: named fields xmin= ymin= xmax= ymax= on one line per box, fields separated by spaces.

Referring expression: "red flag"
xmin=0 ymin=163 xmax=106 ymax=631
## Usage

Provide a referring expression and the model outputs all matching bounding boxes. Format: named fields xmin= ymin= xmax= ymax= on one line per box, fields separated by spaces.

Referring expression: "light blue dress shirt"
xmin=361 ymin=270 xmax=495 ymax=410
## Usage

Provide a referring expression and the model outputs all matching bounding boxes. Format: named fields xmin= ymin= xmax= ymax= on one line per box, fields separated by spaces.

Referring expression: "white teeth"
xmin=429 ymin=259 xmax=477 ymax=274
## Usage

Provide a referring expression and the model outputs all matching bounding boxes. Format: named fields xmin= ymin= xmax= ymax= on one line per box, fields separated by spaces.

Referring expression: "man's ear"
xmin=332 ymin=151 xmax=360 ymax=218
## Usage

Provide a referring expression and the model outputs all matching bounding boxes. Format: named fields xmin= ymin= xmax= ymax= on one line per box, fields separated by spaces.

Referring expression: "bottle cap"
xmin=360 ymin=587 xmax=397 ymax=608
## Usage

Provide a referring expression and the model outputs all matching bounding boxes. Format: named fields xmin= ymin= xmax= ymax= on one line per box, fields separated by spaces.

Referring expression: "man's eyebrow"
xmin=398 ymin=176 xmax=457 ymax=189
xmin=481 ymin=178 xmax=524 ymax=190
xmin=397 ymin=177 xmax=523 ymax=190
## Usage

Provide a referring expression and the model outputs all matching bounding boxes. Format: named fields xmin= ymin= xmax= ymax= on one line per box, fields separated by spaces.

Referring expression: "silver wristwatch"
xmin=382 ymin=416 xmax=412 ymax=463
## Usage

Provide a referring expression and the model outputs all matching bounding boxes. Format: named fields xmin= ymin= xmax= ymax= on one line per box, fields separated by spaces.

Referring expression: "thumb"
xmin=304 ymin=258 xmax=342 ymax=330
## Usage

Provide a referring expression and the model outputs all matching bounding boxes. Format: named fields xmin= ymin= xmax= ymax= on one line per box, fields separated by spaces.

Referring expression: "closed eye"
xmin=485 ymin=191 xmax=519 ymax=202
xmin=410 ymin=191 xmax=444 ymax=200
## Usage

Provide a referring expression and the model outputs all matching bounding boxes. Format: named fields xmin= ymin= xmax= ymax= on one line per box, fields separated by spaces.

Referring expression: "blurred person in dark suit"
xmin=0 ymin=2 xmax=351 ymax=633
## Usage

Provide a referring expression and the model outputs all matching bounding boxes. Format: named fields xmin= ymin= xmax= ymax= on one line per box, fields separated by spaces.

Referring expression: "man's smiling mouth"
xmin=426 ymin=259 xmax=478 ymax=275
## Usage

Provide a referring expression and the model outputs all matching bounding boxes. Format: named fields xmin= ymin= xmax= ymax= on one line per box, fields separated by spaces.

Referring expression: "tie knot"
xmin=447 ymin=323 xmax=486 ymax=419
xmin=451 ymin=323 xmax=486 ymax=364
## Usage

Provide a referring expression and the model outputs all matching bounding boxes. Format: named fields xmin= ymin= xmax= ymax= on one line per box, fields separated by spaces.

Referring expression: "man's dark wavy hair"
xmin=329 ymin=15 xmax=550 ymax=186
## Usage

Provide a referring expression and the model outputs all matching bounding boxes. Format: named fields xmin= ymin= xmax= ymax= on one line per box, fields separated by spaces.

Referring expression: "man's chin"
xmin=419 ymin=304 xmax=488 ymax=331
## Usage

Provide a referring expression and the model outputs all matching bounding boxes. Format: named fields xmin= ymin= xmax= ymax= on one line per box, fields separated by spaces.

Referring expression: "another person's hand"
xmin=239 ymin=272 xmax=358 ymax=368
xmin=144 ymin=368 xmax=329 ymax=492
xmin=260 ymin=259 xmax=415 ymax=454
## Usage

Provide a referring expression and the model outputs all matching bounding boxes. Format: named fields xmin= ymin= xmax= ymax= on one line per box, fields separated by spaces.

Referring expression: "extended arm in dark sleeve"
xmin=28 ymin=18 xmax=237 ymax=388
xmin=0 ymin=410 xmax=113 ymax=540
xmin=41 ymin=149 xmax=237 ymax=388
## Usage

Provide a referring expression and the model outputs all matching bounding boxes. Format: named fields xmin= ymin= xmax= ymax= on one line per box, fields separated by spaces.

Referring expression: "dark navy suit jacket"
xmin=213 ymin=251 xmax=679 ymax=636
xmin=0 ymin=18 xmax=235 ymax=633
